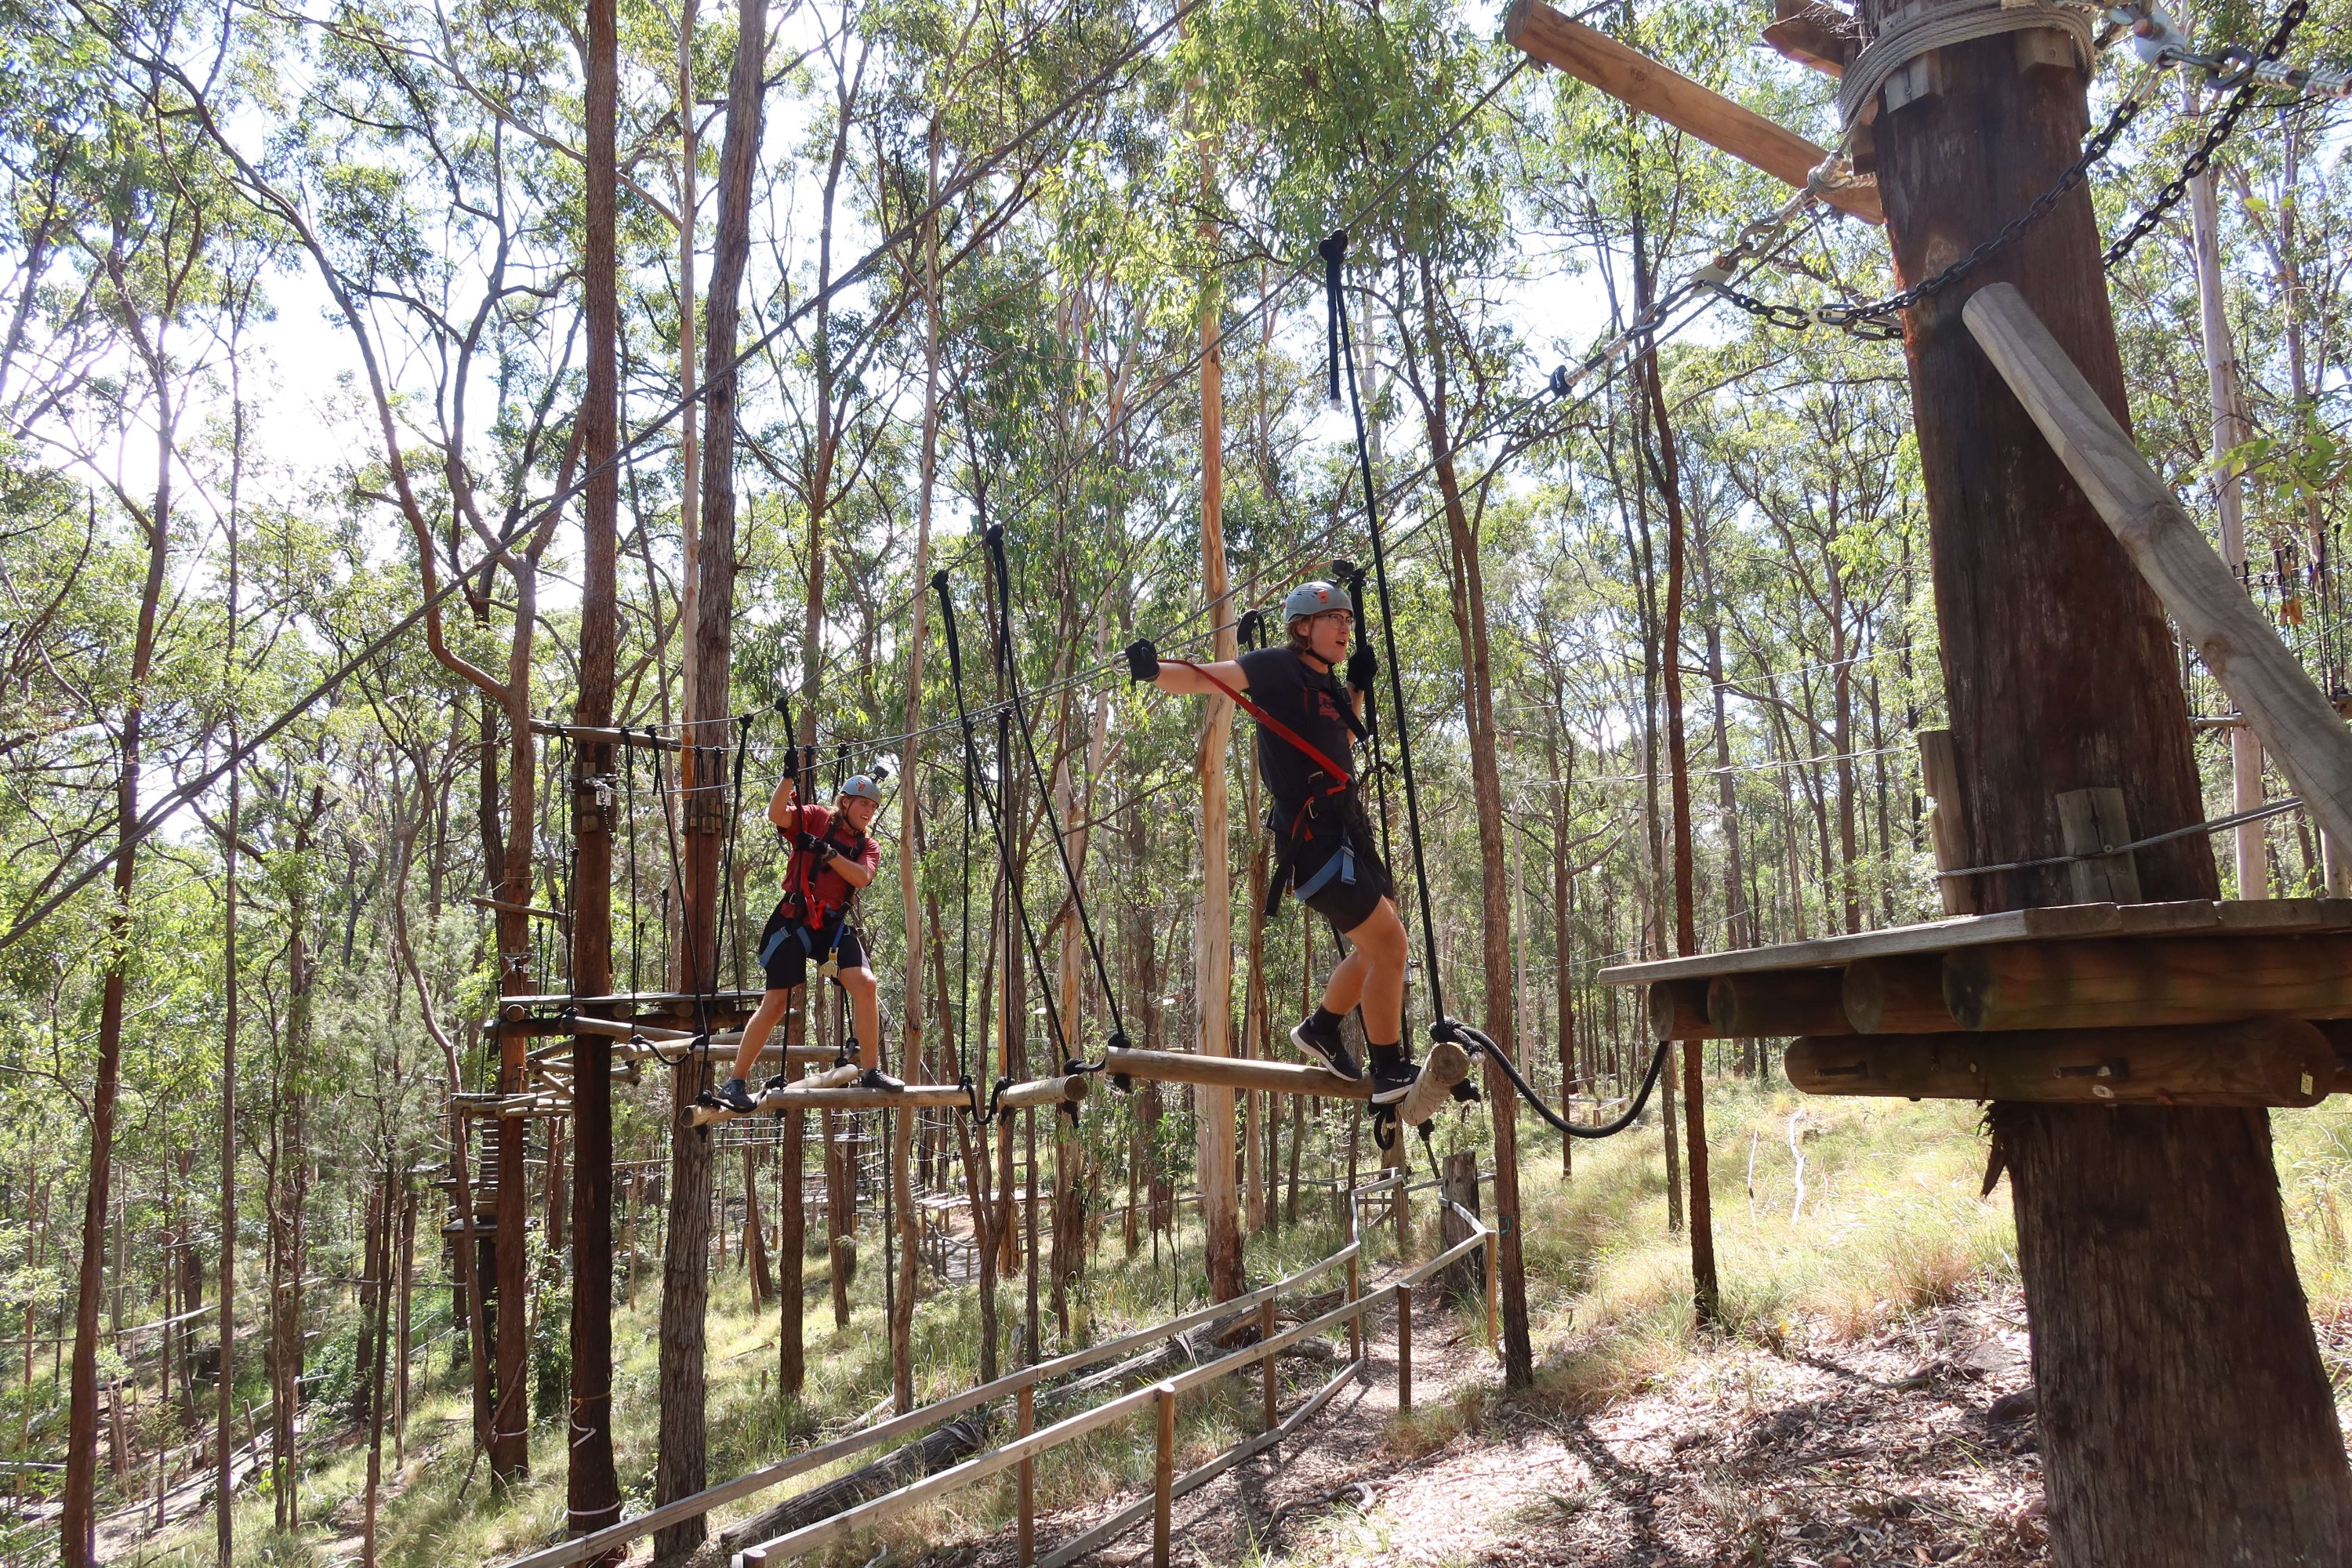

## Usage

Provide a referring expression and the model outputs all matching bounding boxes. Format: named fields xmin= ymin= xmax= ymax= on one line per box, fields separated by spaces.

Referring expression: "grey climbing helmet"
xmin=837 ymin=774 xmax=886 ymax=808
xmin=1282 ymin=579 xmax=1354 ymax=626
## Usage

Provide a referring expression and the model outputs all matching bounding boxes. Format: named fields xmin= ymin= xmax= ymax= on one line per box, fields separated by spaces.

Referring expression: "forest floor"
xmin=109 ymin=1085 xmax=2352 ymax=1566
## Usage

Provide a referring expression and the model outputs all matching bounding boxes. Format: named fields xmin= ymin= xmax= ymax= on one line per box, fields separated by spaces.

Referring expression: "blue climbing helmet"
xmin=1281 ymin=579 xmax=1353 ymax=629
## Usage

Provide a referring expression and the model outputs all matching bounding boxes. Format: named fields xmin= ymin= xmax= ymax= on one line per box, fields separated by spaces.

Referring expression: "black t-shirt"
xmin=1236 ymin=648 xmax=1358 ymax=812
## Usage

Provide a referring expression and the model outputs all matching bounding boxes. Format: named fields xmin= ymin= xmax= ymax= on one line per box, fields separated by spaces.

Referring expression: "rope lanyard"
xmin=1323 ymin=227 xmax=1671 ymax=1140
xmin=932 ymin=568 xmax=1078 ymax=1106
xmin=982 ymin=524 xmax=1132 ymax=1058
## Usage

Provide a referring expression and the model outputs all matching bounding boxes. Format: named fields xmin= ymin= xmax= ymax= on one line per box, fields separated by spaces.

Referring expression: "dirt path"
xmin=932 ymin=1284 xmax=2053 ymax=1567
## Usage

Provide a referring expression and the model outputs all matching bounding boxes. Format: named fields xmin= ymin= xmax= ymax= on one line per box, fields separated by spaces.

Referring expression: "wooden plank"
xmin=1785 ymin=1017 xmax=2333 ymax=1106
xmin=1501 ymin=0 xmax=1884 ymax=223
xmin=1601 ymin=911 xmax=2025 ymax=983
xmin=1944 ymin=935 xmax=2352 ymax=1031
xmin=2057 ymin=786 xmax=2142 ymax=904
xmin=1917 ymin=728 xmax=1973 ymax=916
xmin=1962 ymin=281 xmax=2352 ymax=855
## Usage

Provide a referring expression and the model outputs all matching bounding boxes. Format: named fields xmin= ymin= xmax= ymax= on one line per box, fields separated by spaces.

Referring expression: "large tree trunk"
xmin=655 ymin=0 xmax=764 ymax=1550
xmin=1639 ymin=343 xmax=1719 ymax=1327
xmin=1864 ymin=15 xmax=2352 ymax=1559
xmin=1415 ymin=256 xmax=1534 ymax=1388
xmin=565 ymin=0 xmax=622 ymax=1536
xmin=61 ymin=309 xmax=173 ymax=1568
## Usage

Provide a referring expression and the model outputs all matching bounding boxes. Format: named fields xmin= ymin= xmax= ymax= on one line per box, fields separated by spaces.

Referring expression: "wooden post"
xmin=566 ymin=0 xmax=623 ymax=1528
xmin=1015 ymin=1381 xmax=1034 ymax=1567
xmin=1842 ymin=955 xmax=1958 ymax=1034
xmin=1437 ymin=1152 xmax=1482 ymax=1302
xmin=1151 ymin=1383 xmax=1176 ymax=1568
xmin=1395 ymin=1283 xmax=1412 ymax=1415
xmin=1917 ymin=729 xmax=1974 ymax=916
xmin=1185 ymin=31 xmax=1242 ymax=1308
xmin=1707 ymin=970 xmax=1851 ymax=1037
xmin=1344 ymin=1195 xmax=1361 ymax=1365
xmin=1484 ymin=1231 xmax=1499 ymax=1355
xmin=1866 ymin=14 xmax=2352 ymax=1552
xmin=1258 ymin=1298 xmax=1276 ymax=1435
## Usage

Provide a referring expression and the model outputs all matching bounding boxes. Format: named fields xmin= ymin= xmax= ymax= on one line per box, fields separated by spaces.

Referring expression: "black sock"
xmin=1312 ymin=1006 xmax=1346 ymax=1036
xmin=1367 ymin=1041 xmax=1404 ymax=1072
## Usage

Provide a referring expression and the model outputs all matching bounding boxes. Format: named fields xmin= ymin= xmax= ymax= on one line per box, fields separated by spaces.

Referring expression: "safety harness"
xmin=760 ymin=811 xmax=870 ymax=978
xmin=1166 ymin=655 xmax=1369 ymax=918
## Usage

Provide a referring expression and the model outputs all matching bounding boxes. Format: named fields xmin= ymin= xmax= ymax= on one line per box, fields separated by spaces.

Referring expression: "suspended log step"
xmin=1786 ymin=1018 xmax=2335 ymax=1107
xmin=1102 ymin=1043 xmax=1470 ymax=1102
xmin=688 ymin=1070 xmax=1090 ymax=1127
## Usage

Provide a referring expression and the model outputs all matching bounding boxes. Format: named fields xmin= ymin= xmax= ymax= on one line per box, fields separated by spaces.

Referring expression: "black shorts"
xmin=1290 ymin=824 xmax=1392 ymax=936
xmin=757 ymin=915 xmax=864 ymax=993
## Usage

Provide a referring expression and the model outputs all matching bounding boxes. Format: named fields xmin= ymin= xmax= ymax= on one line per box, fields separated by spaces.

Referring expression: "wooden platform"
xmin=1597 ymin=898 xmax=2352 ymax=985
xmin=1600 ymin=899 xmax=2352 ymax=1108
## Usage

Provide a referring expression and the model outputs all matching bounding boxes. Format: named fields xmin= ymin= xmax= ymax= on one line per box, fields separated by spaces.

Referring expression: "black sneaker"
xmin=1368 ymin=1053 xmax=1418 ymax=1107
xmin=858 ymin=1066 xmax=905 ymax=1092
xmin=713 ymin=1077 xmax=760 ymax=1114
xmin=1290 ymin=1014 xmax=1362 ymax=1080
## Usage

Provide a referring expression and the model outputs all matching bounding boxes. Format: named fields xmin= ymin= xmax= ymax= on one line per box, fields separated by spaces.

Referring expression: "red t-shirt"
xmin=779 ymin=803 xmax=879 ymax=927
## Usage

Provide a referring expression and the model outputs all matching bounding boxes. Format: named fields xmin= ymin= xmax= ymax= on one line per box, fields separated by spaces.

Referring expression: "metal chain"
xmin=2103 ymin=0 xmax=2308 ymax=265
xmin=1715 ymin=0 xmax=2307 ymax=340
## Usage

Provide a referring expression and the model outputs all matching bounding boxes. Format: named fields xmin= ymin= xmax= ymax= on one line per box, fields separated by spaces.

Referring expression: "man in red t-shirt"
xmin=712 ymin=768 xmax=894 ymax=1111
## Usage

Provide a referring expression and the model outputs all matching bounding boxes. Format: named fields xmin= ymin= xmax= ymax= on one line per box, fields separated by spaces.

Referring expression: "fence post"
xmin=1485 ymin=1229 xmax=1500 ymax=1355
xmin=1345 ymin=1185 xmax=1362 ymax=1366
xmin=1396 ymin=1283 xmax=1414 ymax=1416
xmin=1152 ymin=1382 xmax=1177 ymax=1568
xmin=1017 ymin=1381 xmax=1035 ymax=1566
xmin=1260 ymin=1297 xmax=1277 ymax=1435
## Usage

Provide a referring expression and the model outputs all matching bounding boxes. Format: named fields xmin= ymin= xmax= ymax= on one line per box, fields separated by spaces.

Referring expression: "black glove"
xmin=1125 ymin=637 xmax=1160 ymax=684
xmin=797 ymin=831 xmax=833 ymax=859
xmin=1346 ymin=645 xmax=1377 ymax=691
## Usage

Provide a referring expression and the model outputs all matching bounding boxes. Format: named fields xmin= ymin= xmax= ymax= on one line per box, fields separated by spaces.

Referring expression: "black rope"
xmin=1327 ymin=228 xmax=1446 ymax=1032
xmin=1325 ymin=228 xmax=1663 ymax=1144
xmin=932 ymin=568 xmax=1075 ymax=1116
xmin=982 ymin=524 xmax=1131 ymax=1065
xmin=625 ymin=728 xmax=642 ymax=998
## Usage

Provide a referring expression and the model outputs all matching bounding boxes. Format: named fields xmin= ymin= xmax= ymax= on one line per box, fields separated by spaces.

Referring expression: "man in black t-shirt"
xmin=1125 ymin=580 xmax=1419 ymax=1106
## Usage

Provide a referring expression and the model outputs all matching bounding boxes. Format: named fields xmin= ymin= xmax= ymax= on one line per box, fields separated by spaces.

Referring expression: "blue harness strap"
xmin=1291 ymin=840 xmax=1356 ymax=903
xmin=758 ymin=922 xmax=814 ymax=970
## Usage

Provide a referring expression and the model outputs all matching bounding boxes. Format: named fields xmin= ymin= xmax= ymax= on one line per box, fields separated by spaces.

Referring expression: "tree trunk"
xmin=1417 ymin=255 xmax=1533 ymax=1387
xmin=1865 ymin=16 xmax=2352 ymax=1559
xmin=656 ymin=0 xmax=764 ymax=1546
xmin=1639 ymin=343 xmax=1719 ymax=1326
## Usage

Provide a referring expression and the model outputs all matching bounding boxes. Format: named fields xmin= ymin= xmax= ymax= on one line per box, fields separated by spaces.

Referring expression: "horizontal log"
xmin=1646 ymin=979 xmax=1711 ymax=1040
xmin=1706 ymin=969 xmax=1850 ymax=1036
xmin=1942 ymin=935 xmax=2352 ymax=1031
xmin=1842 ymin=955 xmax=1957 ymax=1033
xmin=1785 ymin=1017 xmax=2333 ymax=1106
xmin=1106 ymin=1047 xmax=1377 ymax=1101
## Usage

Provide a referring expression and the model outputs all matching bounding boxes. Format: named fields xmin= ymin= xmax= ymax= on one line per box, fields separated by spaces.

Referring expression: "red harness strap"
xmin=1168 ymin=658 xmax=1354 ymax=793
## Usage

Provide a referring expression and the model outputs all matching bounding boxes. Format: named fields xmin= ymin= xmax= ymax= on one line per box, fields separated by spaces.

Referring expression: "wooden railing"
xmin=502 ymin=1167 xmax=1497 ymax=1568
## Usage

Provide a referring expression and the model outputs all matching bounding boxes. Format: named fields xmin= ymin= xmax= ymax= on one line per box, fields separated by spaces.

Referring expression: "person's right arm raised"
xmin=1124 ymin=637 xmax=1247 ymax=697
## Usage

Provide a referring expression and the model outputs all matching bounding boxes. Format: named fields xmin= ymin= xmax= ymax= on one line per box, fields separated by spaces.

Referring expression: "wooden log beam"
xmin=1105 ymin=1045 xmax=1468 ymax=1102
xmin=1394 ymin=1044 xmax=1476 ymax=1127
xmin=994 ymin=1074 xmax=1093 ymax=1113
xmin=1841 ymin=954 xmax=1958 ymax=1033
xmin=1785 ymin=1017 xmax=2334 ymax=1106
xmin=1705 ymin=970 xmax=1850 ymax=1037
xmin=1943 ymin=935 xmax=2352 ymax=1032
xmin=1501 ymin=0 xmax=1884 ymax=223
xmin=1962 ymin=281 xmax=2352 ymax=855
xmin=1645 ymin=979 xmax=1710 ymax=1040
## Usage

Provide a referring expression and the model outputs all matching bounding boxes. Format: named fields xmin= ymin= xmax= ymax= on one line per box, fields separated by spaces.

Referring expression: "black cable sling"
xmin=1323 ymin=227 xmax=1668 ymax=1140
xmin=932 ymin=568 xmax=1078 ymax=1120
xmin=982 ymin=524 xmax=1131 ymax=1070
